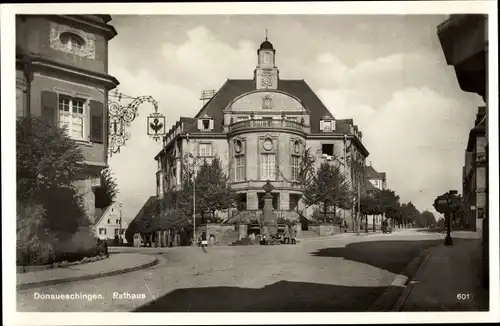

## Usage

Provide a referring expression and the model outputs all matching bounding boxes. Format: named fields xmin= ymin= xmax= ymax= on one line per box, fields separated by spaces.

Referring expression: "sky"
xmin=106 ymin=15 xmax=484 ymax=223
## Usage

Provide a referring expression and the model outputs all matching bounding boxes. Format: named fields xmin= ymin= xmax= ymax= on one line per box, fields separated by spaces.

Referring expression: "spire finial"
xmin=265 ymin=29 xmax=268 ymax=41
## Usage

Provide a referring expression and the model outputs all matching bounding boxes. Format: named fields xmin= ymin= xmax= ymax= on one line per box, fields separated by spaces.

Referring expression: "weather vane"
xmin=107 ymin=89 xmax=166 ymax=157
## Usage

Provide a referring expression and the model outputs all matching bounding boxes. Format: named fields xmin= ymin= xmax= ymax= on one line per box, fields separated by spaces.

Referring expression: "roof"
xmin=259 ymin=40 xmax=275 ymax=51
xmin=184 ymin=79 xmax=334 ymax=134
xmin=94 ymin=202 xmax=118 ymax=226
xmin=365 ymin=165 xmax=386 ymax=181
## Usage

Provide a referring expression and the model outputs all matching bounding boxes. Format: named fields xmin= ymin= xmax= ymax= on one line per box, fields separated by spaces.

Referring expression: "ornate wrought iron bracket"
xmin=108 ymin=93 xmax=166 ymax=156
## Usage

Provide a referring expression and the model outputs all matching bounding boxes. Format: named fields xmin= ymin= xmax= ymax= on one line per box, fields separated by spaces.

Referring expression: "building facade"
xmin=437 ymin=14 xmax=488 ymax=288
xmin=16 ymin=15 xmax=119 ymax=224
xmin=462 ymin=106 xmax=487 ymax=232
xmin=364 ymin=163 xmax=387 ymax=191
xmin=94 ymin=202 xmax=128 ymax=243
xmin=154 ymin=38 xmax=369 ymax=227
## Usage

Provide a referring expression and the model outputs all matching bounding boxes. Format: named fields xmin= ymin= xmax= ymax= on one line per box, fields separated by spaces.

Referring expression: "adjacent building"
xmin=364 ymin=162 xmax=387 ymax=191
xmin=153 ymin=37 xmax=369 ymax=232
xmin=16 ymin=15 xmax=120 ymax=224
xmin=462 ymin=106 xmax=487 ymax=232
xmin=94 ymin=202 xmax=128 ymax=243
xmin=437 ymin=14 xmax=488 ymax=288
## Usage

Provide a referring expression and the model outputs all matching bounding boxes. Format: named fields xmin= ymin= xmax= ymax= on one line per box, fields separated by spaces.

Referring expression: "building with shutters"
xmin=151 ymin=37 xmax=369 ymax=231
xmin=16 ymin=15 xmax=120 ymax=224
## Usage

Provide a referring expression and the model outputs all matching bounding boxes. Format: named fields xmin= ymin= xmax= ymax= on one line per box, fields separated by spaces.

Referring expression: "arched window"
xmin=59 ymin=32 xmax=86 ymax=52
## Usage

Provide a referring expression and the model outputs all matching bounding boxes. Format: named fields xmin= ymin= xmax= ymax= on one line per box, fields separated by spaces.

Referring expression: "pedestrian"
xmin=290 ymin=225 xmax=296 ymax=245
xmin=283 ymin=225 xmax=290 ymax=244
xmin=200 ymin=230 xmax=208 ymax=253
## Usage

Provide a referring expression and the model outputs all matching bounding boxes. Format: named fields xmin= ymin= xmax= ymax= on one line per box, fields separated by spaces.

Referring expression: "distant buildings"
xmin=364 ymin=163 xmax=387 ymax=191
xmin=16 ymin=15 xmax=120 ymax=224
xmin=462 ymin=106 xmax=487 ymax=231
xmin=94 ymin=202 xmax=128 ymax=243
xmin=149 ymin=36 xmax=369 ymax=234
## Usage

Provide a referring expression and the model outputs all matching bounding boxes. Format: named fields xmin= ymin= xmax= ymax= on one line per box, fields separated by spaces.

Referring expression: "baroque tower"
xmin=254 ymin=30 xmax=279 ymax=90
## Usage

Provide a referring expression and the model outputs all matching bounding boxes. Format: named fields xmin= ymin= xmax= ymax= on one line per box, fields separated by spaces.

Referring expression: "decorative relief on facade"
xmin=263 ymin=138 xmax=274 ymax=151
xmin=262 ymin=95 xmax=273 ymax=110
xmin=227 ymin=91 xmax=306 ymax=112
xmin=49 ymin=22 xmax=96 ymax=59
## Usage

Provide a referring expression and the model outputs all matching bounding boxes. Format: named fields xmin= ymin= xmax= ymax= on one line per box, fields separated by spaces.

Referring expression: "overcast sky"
xmin=106 ymin=15 xmax=484 ymax=222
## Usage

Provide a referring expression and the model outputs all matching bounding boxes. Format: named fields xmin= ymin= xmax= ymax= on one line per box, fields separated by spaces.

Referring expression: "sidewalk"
xmin=17 ymin=253 xmax=159 ymax=290
xmin=398 ymin=238 xmax=489 ymax=311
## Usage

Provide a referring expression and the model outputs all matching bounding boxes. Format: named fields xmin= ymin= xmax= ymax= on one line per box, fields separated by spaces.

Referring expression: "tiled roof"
xmin=184 ymin=79 xmax=334 ymax=134
xmin=365 ymin=165 xmax=386 ymax=180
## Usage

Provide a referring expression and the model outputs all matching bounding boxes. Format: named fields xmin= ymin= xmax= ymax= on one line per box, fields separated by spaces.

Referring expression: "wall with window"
xmin=30 ymin=73 xmax=107 ymax=165
xmin=20 ymin=16 xmax=108 ymax=74
xmin=94 ymin=203 xmax=128 ymax=241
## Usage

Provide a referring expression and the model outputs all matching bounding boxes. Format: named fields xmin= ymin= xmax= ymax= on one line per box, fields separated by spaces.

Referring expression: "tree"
xmin=194 ymin=156 xmax=236 ymax=224
xmin=94 ymin=168 xmax=119 ymax=209
xmin=376 ymin=189 xmax=400 ymax=226
xmin=360 ymin=189 xmax=381 ymax=232
xmin=303 ymin=162 xmax=351 ymax=223
xmin=421 ymin=210 xmax=437 ymax=227
xmin=16 ymin=116 xmax=89 ymax=263
xmin=17 ymin=116 xmax=85 ymax=199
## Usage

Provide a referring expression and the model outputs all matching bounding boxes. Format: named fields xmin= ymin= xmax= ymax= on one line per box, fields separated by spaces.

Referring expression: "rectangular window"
xmin=58 ymin=95 xmax=86 ymax=140
xmin=261 ymin=153 xmax=276 ymax=180
xmin=322 ymin=143 xmax=334 ymax=156
xmin=114 ymin=229 xmax=120 ymax=236
xmin=323 ymin=121 xmax=332 ymax=132
xmin=116 ymin=219 xmax=120 ymax=224
xmin=198 ymin=143 xmax=212 ymax=157
xmin=107 ymin=219 xmax=111 ymax=224
xmin=291 ymin=156 xmax=300 ymax=181
xmin=235 ymin=155 xmax=245 ymax=181
xmin=202 ymin=119 xmax=210 ymax=129
xmin=99 ymin=228 xmax=106 ymax=235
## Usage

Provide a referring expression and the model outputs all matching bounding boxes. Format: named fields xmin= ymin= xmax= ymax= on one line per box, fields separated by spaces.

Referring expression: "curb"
xmin=367 ymin=245 xmax=438 ymax=312
xmin=390 ymin=246 xmax=435 ymax=312
xmin=17 ymin=257 xmax=159 ymax=291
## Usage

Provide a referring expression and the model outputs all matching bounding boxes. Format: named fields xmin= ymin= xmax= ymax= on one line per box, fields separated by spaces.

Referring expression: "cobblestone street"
xmin=16 ymin=231 xmax=453 ymax=312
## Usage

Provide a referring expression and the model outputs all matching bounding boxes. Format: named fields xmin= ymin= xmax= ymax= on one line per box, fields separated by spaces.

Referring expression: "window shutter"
xmin=332 ymin=120 xmax=336 ymax=131
xmin=197 ymin=119 xmax=203 ymax=130
xmin=90 ymin=100 xmax=105 ymax=143
xmin=208 ymin=119 xmax=214 ymax=130
xmin=41 ymin=91 xmax=58 ymax=125
xmin=319 ymin=120 xmax=324 ymax=131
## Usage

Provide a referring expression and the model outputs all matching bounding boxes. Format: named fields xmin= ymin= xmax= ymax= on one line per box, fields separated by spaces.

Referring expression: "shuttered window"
xmin=58 ymin=95 xmax=86 ymax=140
xmin=90 ymin=100 xmax=105 ymax=143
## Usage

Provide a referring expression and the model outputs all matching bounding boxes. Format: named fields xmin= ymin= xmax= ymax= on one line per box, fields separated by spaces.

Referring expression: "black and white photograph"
xmin=1 ymin=1 xmax=498 ymax=324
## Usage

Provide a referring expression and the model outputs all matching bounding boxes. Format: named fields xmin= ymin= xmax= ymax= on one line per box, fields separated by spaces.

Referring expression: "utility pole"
xmin=343 ymin=135 xmax=347 ymax=229
xmin=119 ymin=202 xmax=123 ymax=244
xmin=186 ymin=134 xmax=196 ymax=245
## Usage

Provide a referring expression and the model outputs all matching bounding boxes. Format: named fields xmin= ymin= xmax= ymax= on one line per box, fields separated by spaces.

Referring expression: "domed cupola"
xmin=259 ymin=39 xmax=275 ymax=52
xmin=254 ymin=30 xmax=279 ymax=90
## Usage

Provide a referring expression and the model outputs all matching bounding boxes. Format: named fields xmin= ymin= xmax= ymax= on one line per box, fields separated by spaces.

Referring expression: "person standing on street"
xmin=200 ymin=230 xmax=208 ymax=253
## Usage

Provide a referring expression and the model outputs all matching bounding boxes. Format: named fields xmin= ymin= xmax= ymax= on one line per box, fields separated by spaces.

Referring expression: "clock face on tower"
xmin=261 ymin=75 xmax=272 ymax=87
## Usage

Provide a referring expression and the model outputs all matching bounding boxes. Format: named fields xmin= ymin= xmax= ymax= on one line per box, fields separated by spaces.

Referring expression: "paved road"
xmin=17 ymin=231 xmax=450 ymax=312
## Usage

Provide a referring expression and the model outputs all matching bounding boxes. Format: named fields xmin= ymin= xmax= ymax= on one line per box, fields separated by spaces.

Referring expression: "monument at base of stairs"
xmin=261 ymin=180 xmax=277 ymax=239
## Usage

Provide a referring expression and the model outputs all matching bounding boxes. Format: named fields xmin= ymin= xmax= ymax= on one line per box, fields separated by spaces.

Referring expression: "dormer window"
xmin=197 ymin=115 xmax=214 ymax=131
xmin=320 ymin=117 xmax=336 ymax=132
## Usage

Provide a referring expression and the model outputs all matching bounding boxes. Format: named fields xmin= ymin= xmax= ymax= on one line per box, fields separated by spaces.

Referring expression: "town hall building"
xmin=154 ymin=36 xmax=370 ymax=230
